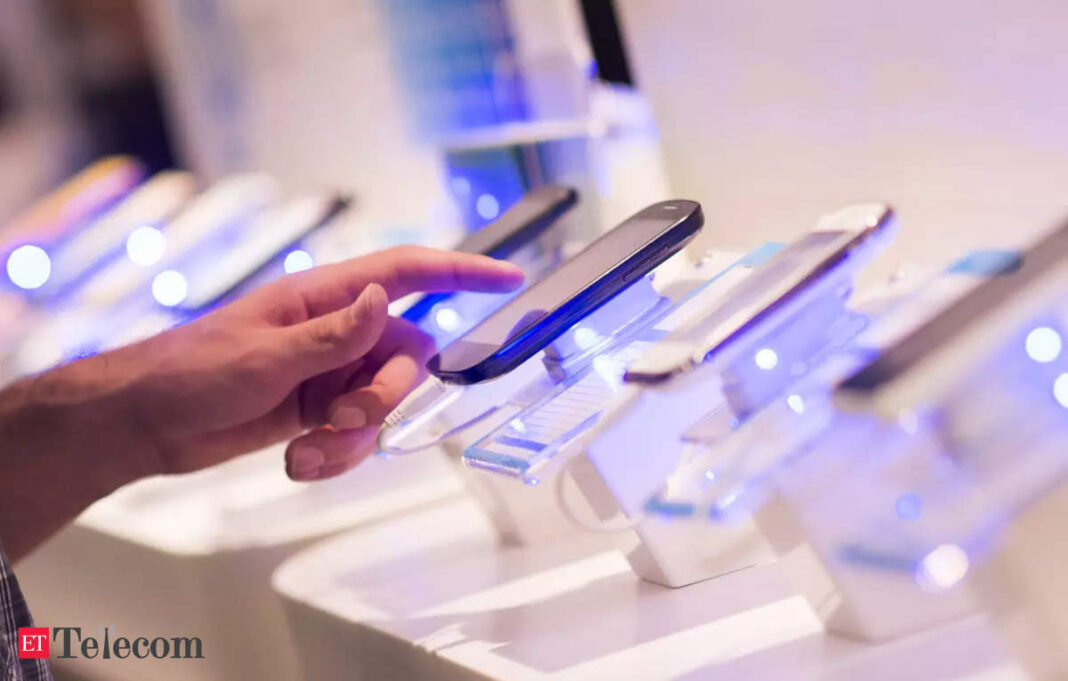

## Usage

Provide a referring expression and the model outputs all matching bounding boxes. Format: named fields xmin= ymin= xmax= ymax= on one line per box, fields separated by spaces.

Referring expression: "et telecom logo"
xmin=16 ymin=628 xmax=48 ymax=659
xmin=18 ymin=626 xmax=204 ymax=660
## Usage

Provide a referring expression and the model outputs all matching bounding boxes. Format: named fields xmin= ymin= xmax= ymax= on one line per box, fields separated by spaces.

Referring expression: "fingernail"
xmin=492 ymin=258 xmax=522 ymax=273
xmin=330 ymin=405 xmax=367 ymax=430
xmin=350 ymin=283 xmax=386 ymax=322
xmin=289 ymin=446 xmax=325 ymax=480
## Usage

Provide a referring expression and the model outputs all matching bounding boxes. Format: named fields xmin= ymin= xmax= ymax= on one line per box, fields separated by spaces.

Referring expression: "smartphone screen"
xmin=428 ymin=200 xmax=702 ymax=384
xmin=625 ymin=204 xmax=893 ymax=384
xmin=454 ymin=186 xmax=577 ymax=258
xmin=401 ymin=186 xmax=577 ymax=324
xmin=838 ymin=219 xmax=1068 ymax=397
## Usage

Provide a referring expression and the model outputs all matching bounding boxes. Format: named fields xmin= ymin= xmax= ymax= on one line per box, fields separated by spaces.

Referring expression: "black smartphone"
xmin=400 ymin=186 xmax=578 ymax=323
xmin=427 ymin=200 xmax=704 ymax=384
xmin=836 ymin=218 xmax=1068 ymax=414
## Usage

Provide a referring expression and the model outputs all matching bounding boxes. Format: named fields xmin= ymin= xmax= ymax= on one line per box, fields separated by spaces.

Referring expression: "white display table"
xmin=16 ymin=446 xmax=461 ymax=681
xmin=274 ymin=499 xmax=1025 ymax=680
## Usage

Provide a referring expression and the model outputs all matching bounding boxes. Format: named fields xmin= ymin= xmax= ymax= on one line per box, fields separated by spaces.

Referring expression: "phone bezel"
xmin=400 ymin=186 xmax=578 ymax=324
xmin=427 ymin=200 xmax=704 ymax=384
xmin=836 ymin=218 xmax=1068 ymax=414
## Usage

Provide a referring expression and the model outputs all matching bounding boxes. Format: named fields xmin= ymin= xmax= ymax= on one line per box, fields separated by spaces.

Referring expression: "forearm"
xmin=0 ymin=354 xmax=157 ymax=561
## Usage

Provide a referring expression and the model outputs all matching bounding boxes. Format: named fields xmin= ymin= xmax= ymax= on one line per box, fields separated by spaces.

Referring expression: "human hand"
xmin=98 ymin=246 xmax=523 ymax=481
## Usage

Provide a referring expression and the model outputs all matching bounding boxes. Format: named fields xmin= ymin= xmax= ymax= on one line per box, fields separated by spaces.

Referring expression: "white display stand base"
xmin=16 ymin=446 xmax=461 ymax=681
xmin=274 ymin=499 xmax=1023 ymax=681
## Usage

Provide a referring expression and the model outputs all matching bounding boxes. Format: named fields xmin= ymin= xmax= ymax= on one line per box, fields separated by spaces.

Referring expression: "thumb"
xmin=283 ymin=282 xmax=390 ymax=378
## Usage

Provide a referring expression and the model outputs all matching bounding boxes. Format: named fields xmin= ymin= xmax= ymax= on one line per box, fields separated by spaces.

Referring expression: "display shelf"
xmin=274 ymin=499 xmax=1022 ymax=681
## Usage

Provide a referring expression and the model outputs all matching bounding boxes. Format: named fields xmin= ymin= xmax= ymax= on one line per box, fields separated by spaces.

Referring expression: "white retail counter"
xmin=274 ymin=499 xmax=1025 ymax=680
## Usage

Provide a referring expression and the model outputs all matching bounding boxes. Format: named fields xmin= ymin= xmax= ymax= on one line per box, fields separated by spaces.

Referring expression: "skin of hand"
xmin=0 ymin=246 xmax=523 ymax=560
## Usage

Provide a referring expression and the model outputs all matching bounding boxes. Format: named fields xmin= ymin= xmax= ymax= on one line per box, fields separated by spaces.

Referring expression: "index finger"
xmin=296 ymin=246 xmax=525 ymax=317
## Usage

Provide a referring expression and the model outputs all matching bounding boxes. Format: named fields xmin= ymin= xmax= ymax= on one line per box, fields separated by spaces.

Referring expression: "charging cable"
xmin=553 ymin=454 xmax=643 ymax=533
xmin=376 ymin=376 xmax=498 ymax=455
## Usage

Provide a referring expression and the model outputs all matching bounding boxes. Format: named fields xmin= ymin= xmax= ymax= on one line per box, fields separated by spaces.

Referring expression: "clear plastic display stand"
xmin=16 ymin=443 xmax=461 ymax=681
xmin=797 ymin=262 xmax=1068 ymax=644
xmin=378 ymin=247 xmax=750 ymax=551
xmin=386 ymin=273 xmax=670 ymax=549
xmin=499 ymin=206 xmax=899 ymax=589
xmin=645 ymin=250 xmax=1057 ymax=643
xmin=460 ymin=247 xmax=770 ymax=483
xmin=940 ymin=308 xmax=1068 ymax=680
xmin=384 ymin=232 xmax=636 ymax=549
xmin=569 ymin=244 xmax=884 ymax=588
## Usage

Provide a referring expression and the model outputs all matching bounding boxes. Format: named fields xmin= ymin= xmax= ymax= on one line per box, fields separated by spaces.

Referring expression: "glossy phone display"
xmin=400 ymin=186 xmax=577 ymax=323
xmin=427 ymin=200 xmax=703 ymax=384
xmin=837 ymin=218 xmax=1068 ymax=405
xmin=624 ymin=204 xmax=894 ymax=385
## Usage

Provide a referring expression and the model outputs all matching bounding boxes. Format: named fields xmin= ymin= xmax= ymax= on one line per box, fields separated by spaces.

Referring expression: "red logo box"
xmin=18 ymin=628 xmax=49 ymax=659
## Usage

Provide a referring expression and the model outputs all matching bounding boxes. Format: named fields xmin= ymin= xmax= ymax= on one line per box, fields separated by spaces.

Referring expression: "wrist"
xmin=0 ymin=357 xmax=162 ymax=559
xmin=4 ymin=355 xmax=162 ymax=495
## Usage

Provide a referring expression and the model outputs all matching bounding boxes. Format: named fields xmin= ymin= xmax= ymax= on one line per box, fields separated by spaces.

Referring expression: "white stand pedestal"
xmin=274 ymin=499 xmax=1021 ymax=681
xmin=16 ymin=445 xmax=461 ymax=681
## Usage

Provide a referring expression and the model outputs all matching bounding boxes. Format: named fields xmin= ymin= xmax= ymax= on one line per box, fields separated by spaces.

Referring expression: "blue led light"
xmin=895 ymin=493 xmax=923 ymax=520
xmin=1054 ymin=373 xmax=1068 ymax=409
xmin=475 ymin=194 xmax=500 ymax=220
xmin=152 ymin=270 xmax=188 ymax=307
xmin=6 ymin=245 xmax=51 ymax=290
xmin=433 ymin=306 xmax=463 ymax=332
xmin=283 ymin=249 xmax=314 ymax=274
xmin=1026 ymin=326 xmax=1063 ymax=363
xmin=754 ymin=348 xmax=779 ymax=370
xmin=126 ymin=226 xmax=167 ymax=267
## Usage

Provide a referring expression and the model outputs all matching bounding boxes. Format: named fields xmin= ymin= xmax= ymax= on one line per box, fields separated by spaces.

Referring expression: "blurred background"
xmin=5 ymin=0 xmax=1068 ymax=300
xmin=0 ymin=0 xmax=669 ymax=253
